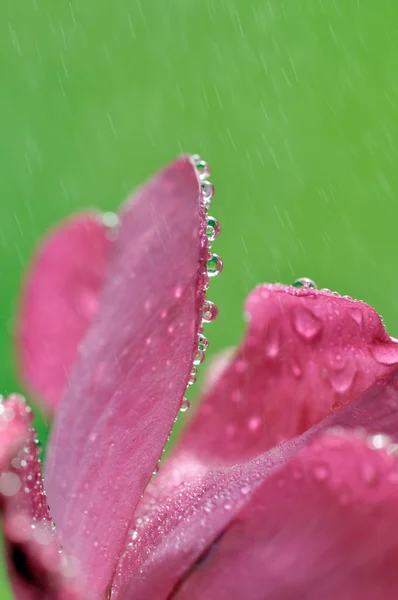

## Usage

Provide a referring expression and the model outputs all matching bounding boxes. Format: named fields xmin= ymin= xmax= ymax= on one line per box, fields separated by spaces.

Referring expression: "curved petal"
xmin=45 ymin=156 xmax=209 ymax=597
xmin=112 ymin=366 xmax=398 ymax=599
xmin=0 ymin=396 xmax=80 ymax=599
xmin=179 ymin=284 xmax=398 ymax=464
xmin=17 ymin=214 xmax=111 ymax=413
xmin=173 ymin=432 xmax=398 ymax=600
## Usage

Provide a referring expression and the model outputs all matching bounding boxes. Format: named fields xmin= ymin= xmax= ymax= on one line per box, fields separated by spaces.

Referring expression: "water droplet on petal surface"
xmin=264 ymin=325 xmax=280 ymax=358
xmin=207 ymin=253 xmax=223 ymax=277
xmin=292 ymin=308 xmax=323 ymax=342
xmin=370 ymin=341 xmax=398 ymax=366
xmin=202 ymin=300 xmax=218 ymax=323
xmin=311 ymin=462 xmax=330 ymax=482
xmin=201 ymin=181 xmax=214 ymax=207
xmin=292 ymin=277 xmax=317 ymax=289
xmin=191 ymin=154 xmax=211 ymax=180
xmin=180 ymin=398 xmax=191 ymax=413
xmin=206 ymin=216 xmax=221 ymax=242
xmin=198 ymin=334 xmax=209 ymax=352
xmin=193 ymin=349 xmax=205 ymax=366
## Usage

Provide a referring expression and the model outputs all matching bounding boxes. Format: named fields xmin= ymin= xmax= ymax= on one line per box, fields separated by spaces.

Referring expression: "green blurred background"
xmin=1 ymin=0 xmax=398 ymax=595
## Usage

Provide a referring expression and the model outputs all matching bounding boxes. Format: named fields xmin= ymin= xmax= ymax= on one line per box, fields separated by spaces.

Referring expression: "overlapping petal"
xmin=178 ymin=284 xmax=398 ymax=464
xmin=17 ymin=214 xmax=111 ymax=412
xmin=0 ymin=396 xmax=79 ymax=599
xmin=44 ymin=156 xmax=208 ymax=597
xmin=111 ymin=286 xmax=398 ymax=599
xmin=173 ymin=432 xmax=398 ymax=600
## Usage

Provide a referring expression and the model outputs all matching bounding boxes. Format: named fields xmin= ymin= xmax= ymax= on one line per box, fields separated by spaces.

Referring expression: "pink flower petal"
xmin=0 ymin=396 xmax=80 ymax=599
xmin=45 ymin=156 xmax=208 ymax=597
xmin=17 ymin=213 xmax=111 ymax=413
xmin=179 ymin=284 xmax=398 ymax=464
xmin=112 ymin=358 xmax=398 ymax=599
xmin=173 ymin=432 xmax=398 ymax=600
xmin=0 ymin=396 xmax=31 ymax=472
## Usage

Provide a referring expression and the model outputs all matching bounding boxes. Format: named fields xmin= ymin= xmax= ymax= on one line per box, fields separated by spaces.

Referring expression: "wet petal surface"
xmin=173 ymin=432 xmax=398 ymax=600
xmin=112 ymin=364 xmax=398 ymax=599
xmin=179 ymin=284 xmax=398 ymax=464
xmin=45 ymin=156 xmax=208 ymax=597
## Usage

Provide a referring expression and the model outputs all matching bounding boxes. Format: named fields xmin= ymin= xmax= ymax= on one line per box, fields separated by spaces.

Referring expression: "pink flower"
xmin=2 ymin=155 xmax=398 ymax=599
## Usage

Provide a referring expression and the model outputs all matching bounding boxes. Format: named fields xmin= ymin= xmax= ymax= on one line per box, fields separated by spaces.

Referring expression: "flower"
xmin=2 ymin=155 xmax=398 ymax=599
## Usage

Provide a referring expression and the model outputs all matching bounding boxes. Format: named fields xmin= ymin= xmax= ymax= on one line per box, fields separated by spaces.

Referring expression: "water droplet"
xmin=202 ymin=300 xmax=218 ymax=323
xmin=191 ymin=154 xmax=210 ymax=180
xmin=131 ymin=530 xmax=139 ymax=541
xmin=264 ymin=325 xmax=280 ymax=358
xmin=332 ymin=401 xmax=343 ymax=411
xmin=198 ymin=334 xmax=209 ymax=352
xmin=0 ymin=473 xmax=21 ymax=497
xmin=351 ymin=308 xmax=363 ymax=326
xmin=206 ymin=216 xmax=221 ymax=242
xmin=180 ymin=398 xmax=191 ymax=413
xmin=311 ymin=462 xmax=330 ymax=482
xmin=290 ymin=359 xmax=302 ymax=378
xmin=241 ymin=484 xmax=251 ymax=495
xmin=207 ymin=253 xmax=223 ymax=277
xmin=187 ymin=373 xmax=196 ymax=387
xmin=201 ymin=181 xmax=214 ymax=207
xmin=153 ymin=464 xmax=159 ymax=475
xmin=293 ymin=277 xmax=317 ymax=289
xmin=102 ymin=212 xmax=119 ymax=229
xmin=193 ymin=349 xmax=205 ymax=366
xmin=369 ymin=433 xmax=391 ymax=449
xmin=248 ymin=416 xmax=261 ymax=431
xmin=327 ymin=356 xmax=357 ymax=394
xmin=370 ymin=342 xmax=398 ymax=366
xmin=292 ymin=308 xmax=323 ymax=342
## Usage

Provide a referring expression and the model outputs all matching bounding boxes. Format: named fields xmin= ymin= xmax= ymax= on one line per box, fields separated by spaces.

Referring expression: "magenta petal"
xmin=45 ymin=156 xmax=208 ymax=597
xmin=0 ymin=397 xmax=80 ymax=599
xmin=179 ymin=284 xmax=398 ymax=464
xmin=173 ymin=432 xmax=398 ymax=600
xmin=18 ymin=213 xmax=111 ymax=413
xmin=112 ymin=364 xmax=398 ymax=599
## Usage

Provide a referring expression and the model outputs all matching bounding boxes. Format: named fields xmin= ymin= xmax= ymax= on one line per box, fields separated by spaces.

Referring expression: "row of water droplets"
xmin=180 ymin=154 xmax=222 ymax=412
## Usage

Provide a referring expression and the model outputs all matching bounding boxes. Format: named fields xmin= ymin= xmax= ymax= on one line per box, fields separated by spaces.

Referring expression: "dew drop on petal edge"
xmin=180 ymin=398 xmax=191 ymax=413
xmin=207 ymin=254 xmax=223 ymax=277
xmin=292 ymin=277 xmax=318 ymax=289
xmin=202 ymin=300 xmax=219 ymax=323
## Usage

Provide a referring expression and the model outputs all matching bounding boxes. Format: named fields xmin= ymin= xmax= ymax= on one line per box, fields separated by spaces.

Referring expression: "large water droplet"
xmin=191 ymin=154 xmax=210 ymax=180
xmin=180 ymin=398 xmax=191 ymax=413
xmin=206 ymin=216 xmax=221 ymax=242
xmin=201 ymin=181 xmax=214 ymax=207
xmin=327 ymin=356 xmax=357 ymax=394
xmin=293 ymin=277 xmax=317 ymax=289
xmin=207 ymin=253 xmax=223 ymax=277
xmin=292 ymin=308 xmax=323 ymax=342
xmin=203 ymin=300 xmax=218 ymax=323
xmin=370 ymin=341 xmax=398 ymax=366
